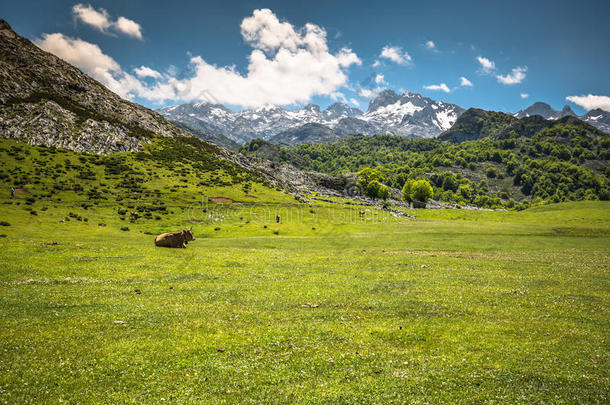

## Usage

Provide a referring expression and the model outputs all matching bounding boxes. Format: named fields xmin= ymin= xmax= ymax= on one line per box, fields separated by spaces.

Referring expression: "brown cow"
xmin=154 ymin=228 xmax=195 ymax=248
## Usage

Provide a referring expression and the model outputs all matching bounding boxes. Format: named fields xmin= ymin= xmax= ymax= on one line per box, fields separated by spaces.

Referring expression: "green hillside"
xmin=242 ymin=121 xmax=610 ymax=209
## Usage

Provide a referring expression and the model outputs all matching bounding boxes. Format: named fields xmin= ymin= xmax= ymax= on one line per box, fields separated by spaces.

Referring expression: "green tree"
xmin=401 ymin=179 xmax=415 ymax=202
xmin=457 ymin=184 xmax=473 ymax=202
xmin=411 ymin=179 xmax=434 ymax=202
xmin=365 ymin=180 xmax=381 ymax=198
xmin=378 ymin=184 xmax=390 ymax=200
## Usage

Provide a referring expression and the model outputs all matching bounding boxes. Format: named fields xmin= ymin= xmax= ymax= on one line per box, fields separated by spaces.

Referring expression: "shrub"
xmin=0 ymin=221 xmax=10 ymax=226
xmin=120 ymin=227 xmax=130 ymax=231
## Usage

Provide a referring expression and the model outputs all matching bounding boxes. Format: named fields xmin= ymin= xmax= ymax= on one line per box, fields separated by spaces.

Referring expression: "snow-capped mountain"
xmin=581 ymin=108 xmax=610 ymax=133
xmin=514 ymin=102 xmax=610 ymax=134
xmin=358 ymin=90 xmax=465 ymax=138
xmin=158 ymin=91 xmax=465 ymax=145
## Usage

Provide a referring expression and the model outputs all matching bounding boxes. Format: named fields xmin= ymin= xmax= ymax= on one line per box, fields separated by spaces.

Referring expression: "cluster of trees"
xmin=243 ymin=123 xmax=609 ymax=209
xmin=356 ymin=168 xmax=390 ymax=199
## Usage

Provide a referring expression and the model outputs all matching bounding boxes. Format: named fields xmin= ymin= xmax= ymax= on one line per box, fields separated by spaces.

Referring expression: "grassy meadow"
xmin=0 ymin=138 xmax=609 ymax=403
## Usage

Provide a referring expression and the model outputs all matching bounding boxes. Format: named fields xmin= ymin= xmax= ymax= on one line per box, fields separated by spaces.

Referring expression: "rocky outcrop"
xmin=0 ymin=19 xmax=188 ymax=153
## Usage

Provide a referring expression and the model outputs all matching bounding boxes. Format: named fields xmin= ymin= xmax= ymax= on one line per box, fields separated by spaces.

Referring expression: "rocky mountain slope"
xmin=515 ymin=101 xmax=609 ymax=133
xmin=0 ymin=19 xmax=196 ymax=153
xmin=581 ymin=108 xmax=610 ymax=133
xmin=159 ymin=90 xmax=465 ymax=144
xmin=0 ymin=19 xmax=362 ymax=197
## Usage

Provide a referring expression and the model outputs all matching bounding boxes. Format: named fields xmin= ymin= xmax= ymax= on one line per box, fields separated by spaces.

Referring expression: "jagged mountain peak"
xmin=560 ymin=105 xmax=576 ymax=116
xmin=515 ymin=101 xmax=577 ymax=120
xmin=323 ymin=102 xmax=363 ymax=119
xmin=367 ymin=89 xmax=400 ymax=112
xmin=303 ymin=103 xmax=321 ymax=113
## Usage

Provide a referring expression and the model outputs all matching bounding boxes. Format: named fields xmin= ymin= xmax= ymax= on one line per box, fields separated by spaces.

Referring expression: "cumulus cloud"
xmin=375 ymin=73 xmax=386 ymax=85
xmin=460 ymin=76 xmax=473 ymax=87
xmin=423 ymin=83 xmax=450 ymax=93
xmin=72 ymin=3 xmax=142 ymax=39
xmin=39 ymin=9 xmax=361 ymax=107
xmin=476 ymin=56 xmax=496 ymax=73
xmin=72 ymin=4 xmax=111 ymax=31
xmin=358 ymin=87 xmax=382 ymax=99
xmin=521 ymin=93 xmax=529 ymax=99
xmin=36 ymin=33 xmax=120 ymax=74
xmin=114 ymin=16 xmax=142 ymax=39
xmin=566 ymin=94 xmax=610 ymax=112
xmin=372 ymin=60 xmax=381 ymax=68
xmin=134 ymin=66 xmax=162 ymax=79
xmin=496 ymin=66 xmax=527 ymax=85
xmin=35 ymin=33 xmax=147 ymax=99
xmin=425 ymin=41 xmax=439 ymax=52
xmin=380 ymin=46 xmax=412 ymax=65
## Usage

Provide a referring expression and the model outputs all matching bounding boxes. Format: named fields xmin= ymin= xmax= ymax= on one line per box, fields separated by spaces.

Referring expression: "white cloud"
xmin=380 ymin=46 xmax=412 ymax=65
xmin=72 ymin=4 xmax=111 ymax=32
xmin=372 ymin=60 xmax=381 ymax=68
xmin=34 ymin=33 xmax=148 ymax=99
xmin=134 ymin=66 xmax=162 ymax=79
xmin=423 ymin=83 xmax=450 ymax=93
xmin=358 ymin=87 xmax=382 ymax=99
xmin=375 ymin=73 xmax=386 ymax=85
xmin=460 ymin=76 xmax=473 ymax=87
xmin=38 ymin=9 xmax=361 ymax=107
xmin=476 ymin=56 xmax=496 ymax=73
xmin=349 ymin=98 xmax=360 ymax=107
xmin=520 ymin=93 xmax=529 ymax=99
xmin=425 ymin=41 xmax=439 ymax=52
xmin=496 ymin=66 xmax=527 ymax=85
xmin=566 ymin=94 xmax=610 ymax=112
xmin=72 ymin=3 xmax=142 ymax=39
xmin=36 ymin=33 xmax=120 ymax=74
xmin=114 ymin=16 xmax=142 ymax=39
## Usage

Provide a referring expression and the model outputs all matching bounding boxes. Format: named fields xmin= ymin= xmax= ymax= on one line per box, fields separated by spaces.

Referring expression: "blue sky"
xmin=3 ymin=0 xmax=610 ymax=113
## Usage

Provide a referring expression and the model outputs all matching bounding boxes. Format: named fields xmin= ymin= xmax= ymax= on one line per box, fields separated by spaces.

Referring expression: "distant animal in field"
xmin=154 ymin=228 xmax=195 ymax=248
xmin=276 ymin=215 xmax=281 ymax=223
xmin=130 ymin=211 xmax=139 ymax=219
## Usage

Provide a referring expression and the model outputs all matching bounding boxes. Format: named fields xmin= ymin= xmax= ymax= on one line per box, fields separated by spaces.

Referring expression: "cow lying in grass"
xmin=154 ymin=228 xmax=195 ymax=248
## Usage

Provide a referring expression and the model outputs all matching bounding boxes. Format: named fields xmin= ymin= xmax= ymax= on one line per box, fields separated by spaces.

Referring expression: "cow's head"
xmin=183 ymin=228 xmax=195 ymax=241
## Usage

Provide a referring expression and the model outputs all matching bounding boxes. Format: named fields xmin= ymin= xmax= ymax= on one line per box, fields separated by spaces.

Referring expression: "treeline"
xmin=241 ymin=123 xmax=610 ymax=209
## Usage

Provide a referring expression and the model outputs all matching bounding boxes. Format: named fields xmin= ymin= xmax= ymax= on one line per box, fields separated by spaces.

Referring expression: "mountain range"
xmin=1 ymin=15 xmax=609 ymax=157
xmin=514 ymin=101 xmax=610 ymax=133
xmin=161 ymin=94 xmax=610 ymax=146
xmin=158 ymin=90 xmax=466 ymax=145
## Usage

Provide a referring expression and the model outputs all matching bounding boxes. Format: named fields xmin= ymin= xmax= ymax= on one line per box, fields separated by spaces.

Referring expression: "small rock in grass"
xmin=113 ymin=320 xmax=127 ymax=325
xmin=134 ymin=289 xmax=141 ymax=295
xmin=217 ymin=348 xmax=226 ymax=353
xmin=421 ymin=264 xmax=427 ymax=268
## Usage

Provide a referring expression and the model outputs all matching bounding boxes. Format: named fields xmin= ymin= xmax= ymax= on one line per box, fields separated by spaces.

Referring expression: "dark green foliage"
xmin=243 ymin=122 xmax=609 ymax=208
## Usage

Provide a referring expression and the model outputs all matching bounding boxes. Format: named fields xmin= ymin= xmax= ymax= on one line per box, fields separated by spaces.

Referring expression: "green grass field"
xmin=1 ymin=192 xmax=609 ymax=403
xmin=0 ymin=139 xmax=609 ymax=403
